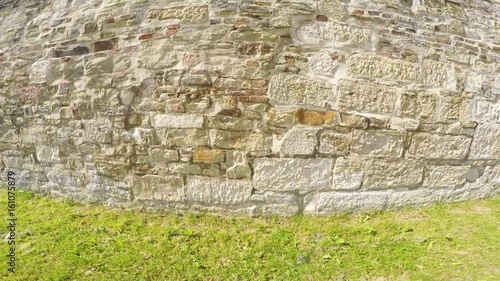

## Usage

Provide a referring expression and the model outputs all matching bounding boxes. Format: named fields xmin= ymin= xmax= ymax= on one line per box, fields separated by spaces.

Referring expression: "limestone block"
xmin=338 ymin=79 xmax=397 ymax=114
xmin=440 ymin=95 xmax=470 ymax=121
xmin=0 ymin=127 xmax=19 ymax=143
xmin=151 ymin=114 xmax=204 ymax=128
xmin=305 ymin=192 xmax=388 ymax=215
xmin=332 ymin=157 xmax=364 ymax=190
xmin=193 ymin=148 xmax=224 ymax=163
xmin=253 ymin=158 xmax=333 ymax=193
xmin=29 ymin=60 xmax=50 ymax=82
xmin=400 ymin=92 xmax=437 ymax=120
xmin=130 ymin=175 xmax=184 ymax=202
xmin=350 ymin=130 xmax=405 ymax=158
xmin=347 ymin=54 xmax=417 ymax=81
xmin=156 ymin=129 xmax=209 ymax=147
xmin=387 ymin=189 xmax=448 ymax=209
xmin=206 ymin=116 xmax=253 ymax=131
xmin=83 ymin=118 xmax=113 ymax=144
xmin=147 ymin=5 xmax=209 ymax=23
xmin=121 ymin=128 xmax=157 ymax=145
xmin=407 ymin=133 xmax=471 ymax=160
xmin=279 ymin=126 xmax=319 ymax=156
xmin=35 ymin=144 xmax=61 ymax=163
xmin=423 ymin=165 xmax=470 ymax=188
xmin=139 ymin=40 xmax=178 ymax=69
xmin=307 ymin=52 xmax=340 ymax=76
xmin=267 ymin=108 xmax=299 ymax=127
xmin=318 ymin=130 xmax=352 ymax=156
xmin=148 ymin=147 xmax=179 ymax=163
xmin=167 ymin=163 xmax=202 ymax=175
xmin=267 ymin=74 xmax=334 ymax=107
xmin=226 ymin=151 xmax=251 ymax=179
xmin=251 ymin=192 xmax=299 ymax=216
xmin=20 ymin=126 xmax=56 ymax=144
xmin=363 ymin=159 xmax=424 ymax=189
xmin=46 ymin=165 xmax=84 ymax=186
xmin=319 ymin=0 xmax=347 ymax=20
xmin=211 ymin=130 xmax=272 ymax=155
xmin=471 ymin=100 xmax=500 ymax=123
xmin=186 ymin=176 xmax=252 ymax=205
xmin=418 ymin=60 xmax=456 ymax=89
xmin=84 ymin=57 xmax=114 ymax=75
xmin=469 ymin=124 xmax=500 ymax=159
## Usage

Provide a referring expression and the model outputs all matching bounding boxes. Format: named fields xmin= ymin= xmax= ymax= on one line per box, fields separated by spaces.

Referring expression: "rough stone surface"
xmin=0 ymin=0 xmax=498 ymax=216
xmin=253 ymin=158 xmax=333 ymax=193
xmin=407 ymin=133 xmax=472 ymax=160
xmin=186 ymin=176 xmax=252 ymax=206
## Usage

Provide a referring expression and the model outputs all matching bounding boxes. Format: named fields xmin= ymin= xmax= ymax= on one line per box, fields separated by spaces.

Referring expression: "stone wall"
xmin=0 ymin=0 xmax=499 ymax=216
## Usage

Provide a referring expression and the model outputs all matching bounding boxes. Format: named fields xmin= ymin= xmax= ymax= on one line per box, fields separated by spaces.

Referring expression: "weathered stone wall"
xmin=0 ymin=0 xmax=499 ymax=216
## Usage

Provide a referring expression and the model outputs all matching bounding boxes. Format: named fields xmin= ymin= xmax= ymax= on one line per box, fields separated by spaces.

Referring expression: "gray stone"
xmin=253 ymin=158 xmax=333 ymax=193
xmin=151 ymin=114 xmax=204 ymax=128
xmin=129 ymin=175 xmax=184 ymax=202
xmin=186 ymin=176 xmax=252 ymax=205
xmin=423 ymin=165 xmax=470 ymax=188
xmin=251 ymin=192 xmax=299 ymax=216
xmin=226 ymin=151 xmax=252 ymax=179
xmin=279 ymin=126 xmax=319 ymax=156
xmin=363 ymin=159 xmax=424 ymax=189
xmin=305 ymin=192 xmax=388 ymax=215
xmin=350 ymin=130 xmax=405 ymax=158
xmin=332 ymin=157 xmax=364 ymax=190
xmin=407 ymin=133 xmax=472 ymax=160
xmin=469 ymin=124 xmax=500 ymax=159
xmin=318 ymin=130 xmax=352 ymax=156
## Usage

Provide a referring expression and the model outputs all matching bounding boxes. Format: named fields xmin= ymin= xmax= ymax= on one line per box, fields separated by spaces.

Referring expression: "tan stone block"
xmin=338 ymin=79 xmax=397 ymax=114
xmin=351 ymin=130 xmax=405 ymax=158
xmin=193 ymin=149 xmax=225 ymax=164
xmin=297 ymin=109 xmax=337 ymax=126
xmin=363 ymin=159 xmax=424 ymax=189
xmin=407 ymin=133 xmax=471 ymax=160
xmin=347 ymin=54 xmax=417 ymax=81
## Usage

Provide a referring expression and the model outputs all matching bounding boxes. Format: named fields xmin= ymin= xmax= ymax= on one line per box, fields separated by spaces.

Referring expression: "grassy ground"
xmin=0 ymin=191 xmax=499 ymax=281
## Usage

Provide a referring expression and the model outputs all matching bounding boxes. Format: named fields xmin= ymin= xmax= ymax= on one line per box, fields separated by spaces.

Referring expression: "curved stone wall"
xmin=0 ymin=0 xmax=499 ymax=215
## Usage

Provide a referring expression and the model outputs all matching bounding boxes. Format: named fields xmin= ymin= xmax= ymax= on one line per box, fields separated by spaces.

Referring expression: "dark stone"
xmin=94 ymin=38 xmax=117 ymax=52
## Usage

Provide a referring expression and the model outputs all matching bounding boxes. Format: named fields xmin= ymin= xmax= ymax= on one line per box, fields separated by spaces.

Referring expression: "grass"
xmin=0 ymin=191 xmax=499 ymax=281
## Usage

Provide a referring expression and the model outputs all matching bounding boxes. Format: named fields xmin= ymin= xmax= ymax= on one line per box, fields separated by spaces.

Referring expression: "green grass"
xmin=0 ymin=191 xmax=499 ymax=281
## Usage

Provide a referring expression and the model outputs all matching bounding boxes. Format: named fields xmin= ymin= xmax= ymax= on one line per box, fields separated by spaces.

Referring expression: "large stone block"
xmin=279 ymin=126 xmax=319 ymax=156
xmin=350 ymin=130 xmax=405 ymax=158
xmin=186 ymin=176 xmax=252 ymax=205
xmin=251 ymin=192 xmax=299 ymax=216
xmin=332 ymin=157 xmax=364 ymax=190
xmin=469 ymin=124 xmax=500 ymax=159
xmin=35 ymin=144 xmax=61 ymax=164
xmin=157 ymin=129 xmax=209 ymax=147
xmin=407 ymin=133 xmax=471 ymax=160
xmin=267 ymin=74 xmax=334 ymax=107
xmin=139 ymin=40 xmax=178 ymax=69
xmin=423 ymin=165 xmax=470 ymax=188
xmin=253 ymin=158 xmax=333 ymax=193
xmin=318 ymin=130 xmax=352 ymax=156
xmin=147 ymin=5 xmax=209 ymax=23
xmin=338 ymin=79 xmax=397 ymax=114
xmin=151 ymin=114 xmax=204 ymax=128
xmin=130 ymin=175 xmax=184 ymax=202
xmin=347 ymin=54 xmax=417 ymax=81
xmin=363 ymin=159 xmax=424 ymax=189
xmin=387 ymin=189 xmax=448 ymax=209
xmin=305 ymin=192 xmax=388 ymax=215
xmin=211 ymin=130 xmax=272 ymax=155
xmin=400 ymin=92 xmax=437 ymax=120
xmin=83 ymin=119 xmax=113 ymax=144
xmin=418 ymin=60 xmax=456 ymax=89
xmin=29 ymin=60 xmax=50 ymax=82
